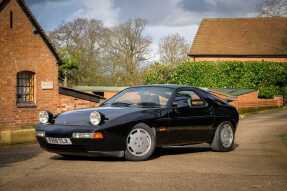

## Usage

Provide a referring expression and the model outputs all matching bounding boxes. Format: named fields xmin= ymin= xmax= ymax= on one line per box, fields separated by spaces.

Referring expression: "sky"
xmin=26 ymin=0 xmax=264 ymax=60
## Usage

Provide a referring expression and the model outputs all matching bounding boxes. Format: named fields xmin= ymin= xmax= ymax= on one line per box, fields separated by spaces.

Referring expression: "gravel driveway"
xmin=0 ymin=109 xmax=287 ymax=191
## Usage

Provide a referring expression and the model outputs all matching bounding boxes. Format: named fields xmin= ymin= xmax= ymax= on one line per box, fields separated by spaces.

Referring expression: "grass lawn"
xmin=239 ymin=106 xmax=285 ymax=115
xmin=280 ymin=134 xmax=287 ymax=145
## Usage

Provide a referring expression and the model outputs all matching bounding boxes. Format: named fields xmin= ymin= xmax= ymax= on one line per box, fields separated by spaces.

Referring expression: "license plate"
xmin=46 ymin=137 xmax=72 ymax=145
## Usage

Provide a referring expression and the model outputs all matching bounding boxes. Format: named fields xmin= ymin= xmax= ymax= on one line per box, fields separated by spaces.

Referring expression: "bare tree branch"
xmin=259 ymin=0 xmax=287 ymax=16
xmin=49 ymin=18 xmax=151 ymax=86
xmin=159 ymin=33 xmax=190 ymax=64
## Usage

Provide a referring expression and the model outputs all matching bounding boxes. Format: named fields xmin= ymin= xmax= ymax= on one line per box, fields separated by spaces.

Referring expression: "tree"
xmin=49 ymin=18 xmax=151 ymax=86
xmin=49 ymin=18 xmax=107 ymax=85
xmin=259 ymin=0 xmax=287 ymax=16
xmin=58 ymin=48 xmax=79 ymax=87
xmin=108 ymin=18 xmax=152 ymax=85
xmin=159 ymin=33 xmax=190 ymax=64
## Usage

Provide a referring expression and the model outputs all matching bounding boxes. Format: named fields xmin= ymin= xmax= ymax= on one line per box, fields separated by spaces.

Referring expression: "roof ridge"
xmin=0 ymin=0 xmax=10 ymax=11
xmin=0 ymin=0 xmax=61 ymax=64
xmin=202 ymin=16 xmax=287 ymax=22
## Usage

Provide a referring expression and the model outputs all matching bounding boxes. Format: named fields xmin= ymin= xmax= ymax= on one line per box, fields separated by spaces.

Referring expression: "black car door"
xmin=168 ymin=89 xmax=214 ymax=145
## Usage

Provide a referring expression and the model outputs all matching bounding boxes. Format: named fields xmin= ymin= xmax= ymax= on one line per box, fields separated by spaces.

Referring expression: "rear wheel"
xmin=211 ymin=121 xmax=235 ymax=152
xmin=125 ymin=124 xmax=156 ymax=161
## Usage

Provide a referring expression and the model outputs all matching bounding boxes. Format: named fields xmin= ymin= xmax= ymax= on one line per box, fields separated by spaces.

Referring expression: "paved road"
xmin=0 ymin=109 xmax=287 ymax=191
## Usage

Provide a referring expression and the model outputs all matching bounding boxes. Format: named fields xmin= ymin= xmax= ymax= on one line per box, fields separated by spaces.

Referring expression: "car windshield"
xmin=102 ymin=87 xmax=173 ymax=108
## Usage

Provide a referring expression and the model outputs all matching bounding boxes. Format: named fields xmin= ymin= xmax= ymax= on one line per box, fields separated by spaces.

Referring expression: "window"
xmin=176 ymin=90 xmax=206 ymax=107
xmin=16 ymin=71 xmax=35 ymax=104
xmin=10 ymin=11 xmax=13 ymax=29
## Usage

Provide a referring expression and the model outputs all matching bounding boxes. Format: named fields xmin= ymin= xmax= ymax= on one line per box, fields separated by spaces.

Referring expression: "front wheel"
xmin=211 ymin=121 xmax=235 ymax=152
xmin=125 ymin=124 xmax=156 ymax=161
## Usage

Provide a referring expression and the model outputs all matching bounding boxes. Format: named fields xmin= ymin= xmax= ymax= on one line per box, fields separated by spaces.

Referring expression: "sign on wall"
xmin=41 ymin=81 xmax=54 ymax=90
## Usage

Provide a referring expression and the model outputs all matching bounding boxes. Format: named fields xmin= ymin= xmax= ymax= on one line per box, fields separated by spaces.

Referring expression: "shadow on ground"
xmin=50 ymin=144 xmax=220 ymax=162
xmin=0 ymin=144 xmax=42 ymax=168
xmin=0 ymin=143 xmax=240 ymax=166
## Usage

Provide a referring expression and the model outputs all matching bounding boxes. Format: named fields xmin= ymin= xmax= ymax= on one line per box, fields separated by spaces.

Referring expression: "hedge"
xmin=144 ymin=61 xmax=287 ymax=99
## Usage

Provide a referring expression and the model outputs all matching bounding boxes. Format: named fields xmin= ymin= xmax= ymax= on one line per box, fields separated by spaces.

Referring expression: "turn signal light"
xmin=159 ymin=127 xmax=168 ymax=132
xmin=93 ymin=132 xmax=104 ymax=140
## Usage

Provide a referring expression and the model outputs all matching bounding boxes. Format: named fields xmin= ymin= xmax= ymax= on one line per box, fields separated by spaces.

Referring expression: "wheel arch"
xmin=125 ymin=122 xmax=156 ymax=137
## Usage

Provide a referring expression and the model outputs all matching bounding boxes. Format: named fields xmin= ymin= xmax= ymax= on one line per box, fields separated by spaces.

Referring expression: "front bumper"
xmin=36 ymin=124 xmax=125 ymax=156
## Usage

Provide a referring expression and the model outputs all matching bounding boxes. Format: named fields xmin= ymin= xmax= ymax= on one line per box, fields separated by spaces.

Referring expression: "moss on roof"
xmin=73 ymin=86 xmax=127 ymax=93
xmin=211 ymin=88 xmax=256 ymax=97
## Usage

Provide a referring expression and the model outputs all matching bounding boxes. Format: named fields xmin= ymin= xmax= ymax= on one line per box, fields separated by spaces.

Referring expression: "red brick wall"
xmin=212 ymin=91 xmax=284 ymax=110
xmin=0 ymin=0 xmax=59 ymax=130
xmin=232 ymin=96 xmax=284 ymax=110
xmin=58 ymin=94 xmax=99 ymax=113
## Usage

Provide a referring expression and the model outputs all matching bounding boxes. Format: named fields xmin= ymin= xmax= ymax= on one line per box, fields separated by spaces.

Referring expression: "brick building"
xmin=0 ymin=0 xmax=61 ymax=131
xmin=189 ymin=17 xmax=287 ymax=62
xmin=0 ymin=0 xmax=100 ymax=133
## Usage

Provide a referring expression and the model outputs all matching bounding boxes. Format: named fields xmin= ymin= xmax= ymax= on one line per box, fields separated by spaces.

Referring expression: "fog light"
xmin=72 ymin=132 xmax=93 ymax=139
xmin=72 ymin=132 xmax=104 ymax=140
xmin=36 ymin=131 xmax=45 ymax=137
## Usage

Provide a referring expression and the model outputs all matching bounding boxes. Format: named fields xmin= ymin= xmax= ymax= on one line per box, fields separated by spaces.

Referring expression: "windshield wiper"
xmin=111 ymin=102 xmax=133 ymax=107
xmin=136 ymin=102 xmax=161 ymax=107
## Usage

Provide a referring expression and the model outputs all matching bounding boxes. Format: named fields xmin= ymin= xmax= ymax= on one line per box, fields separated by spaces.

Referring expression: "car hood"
xmin=54 ymin=106 xmax=161 ymax=129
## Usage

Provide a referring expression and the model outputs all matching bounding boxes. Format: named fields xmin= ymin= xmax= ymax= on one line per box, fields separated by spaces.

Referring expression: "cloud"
xmin=25 ymin=0 xmax=69 ymax=5
xmin=113 ymin=0 xmax=262 ymax=26
xmin=26 ymin=0 xmax=263 ymax=29
xmin=68 ymin=0 xmax=120 ymax=27
xmin=26 ymin=0 xmax=81 ymax=30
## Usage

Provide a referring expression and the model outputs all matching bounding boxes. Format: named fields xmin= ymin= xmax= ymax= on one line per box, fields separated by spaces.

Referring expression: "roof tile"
xmin=190 ymin=17 xmax=287 ymax=56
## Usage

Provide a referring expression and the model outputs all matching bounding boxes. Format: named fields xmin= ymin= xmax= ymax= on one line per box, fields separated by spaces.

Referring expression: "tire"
xmin=125 ymin=123 xmax=156 ymax=161
xmin=211 ymin=121 xmax=235 ymax=152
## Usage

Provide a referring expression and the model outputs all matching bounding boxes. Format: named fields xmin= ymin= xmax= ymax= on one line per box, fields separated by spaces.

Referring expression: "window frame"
xmin=173 ymin=88 xmax=208 ymax=109
xmin=16 ymin=71 xmax=36 ymax=107
xmin=101 ymin=86 xmax=174 ymax=108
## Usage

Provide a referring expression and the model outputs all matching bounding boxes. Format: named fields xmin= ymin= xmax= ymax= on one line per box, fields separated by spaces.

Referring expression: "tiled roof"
xmin=190 ymin=17 xmax=287 ymax=57
xmin=59 ymin=87 xmax=102 ymax=102
xmin=211 ymin=88 xmax=256 ymax=97
xmin=73 ymin=86 xmax=127 ymax=93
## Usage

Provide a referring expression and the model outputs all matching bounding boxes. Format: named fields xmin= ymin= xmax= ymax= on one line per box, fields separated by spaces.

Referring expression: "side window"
xmin=176 ymin=90 xmax=206 ymax=107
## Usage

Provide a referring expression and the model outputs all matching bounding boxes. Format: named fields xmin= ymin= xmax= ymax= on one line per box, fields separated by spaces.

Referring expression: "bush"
xmin=280 ymin=86 xmax=287 ymax=100
xmin=144 ymin=63 xmax=175 ymax=84
xmin=258 ymin=85 xmax=280 ymax=98
xmin=144 ymin=61 xmax=287 ymax=98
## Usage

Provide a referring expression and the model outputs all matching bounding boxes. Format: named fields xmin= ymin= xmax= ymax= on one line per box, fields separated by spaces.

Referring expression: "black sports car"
xmin=36 ymin=85 xmax=239 ymax=161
